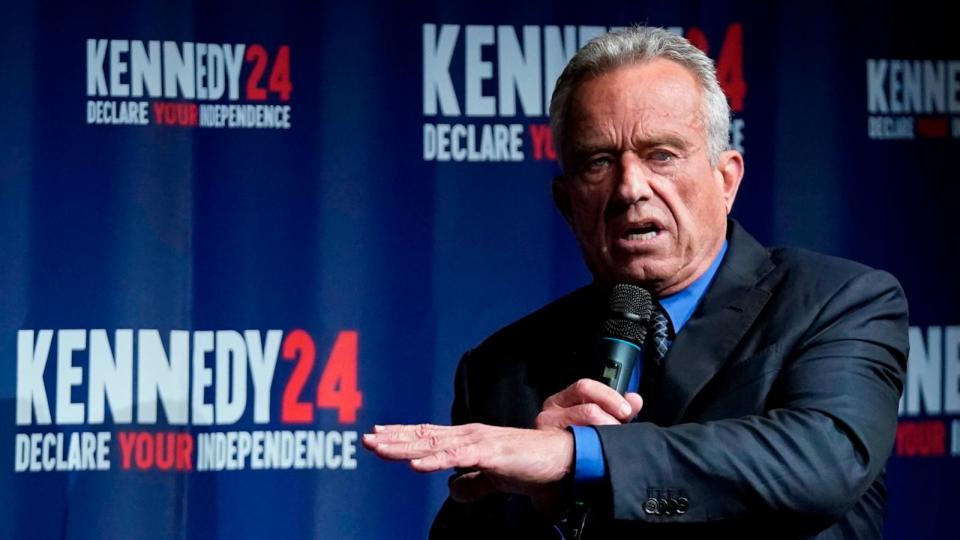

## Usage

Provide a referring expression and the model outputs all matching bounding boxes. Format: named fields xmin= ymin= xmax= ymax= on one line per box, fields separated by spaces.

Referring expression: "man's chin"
xmin=599 ymin=266 xmax=669 ymax=291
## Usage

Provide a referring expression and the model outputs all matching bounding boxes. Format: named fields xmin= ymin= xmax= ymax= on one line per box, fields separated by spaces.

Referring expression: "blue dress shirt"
xmin=570 ymin=241 xmax=728 ymax=483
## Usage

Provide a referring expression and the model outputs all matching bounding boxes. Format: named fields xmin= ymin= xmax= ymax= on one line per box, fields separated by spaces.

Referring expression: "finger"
xmin=542 ymin=378 xmax=633 ymax=420
xmin=367 ymin=427 xmax=442 ymax=444
xmin=537 ymin=402 xmax=622 ymax=429
xmin=373 ymin=423 xmax=446 ymax=434
xmin=625 ymin=392 xmax=644 ymax=420
xmin=567 ymin=402 xmax=622 ymax=425
xmin=411 ymin=444 xmax=481 ymax=472
xmin=449 ymin=471 xmax=497 ymax=502
xmin=365 ymin=424 xmax=478 ymax=446
xmin=368 ymin=433 xmax=475 ymax=461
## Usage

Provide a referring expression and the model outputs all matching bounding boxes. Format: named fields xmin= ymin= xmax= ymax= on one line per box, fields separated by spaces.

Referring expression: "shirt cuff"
xmin=570 ymin=425 xmax=605 ymax=483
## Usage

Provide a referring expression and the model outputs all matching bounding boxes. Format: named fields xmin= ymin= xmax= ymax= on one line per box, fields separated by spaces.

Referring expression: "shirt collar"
xmin=658 ymin=240 xmax=728 ymax=335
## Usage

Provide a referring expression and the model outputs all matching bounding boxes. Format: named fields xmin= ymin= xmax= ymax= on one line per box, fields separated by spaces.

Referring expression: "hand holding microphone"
xmin=536 ymin=284 xmax=651 ymax=430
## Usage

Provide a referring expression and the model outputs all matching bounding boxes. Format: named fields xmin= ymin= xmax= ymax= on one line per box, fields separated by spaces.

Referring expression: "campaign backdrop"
xmin=1 ymin=1 xmax=957 ymax=538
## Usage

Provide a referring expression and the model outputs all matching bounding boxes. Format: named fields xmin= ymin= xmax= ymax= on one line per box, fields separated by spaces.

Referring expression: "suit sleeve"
xmin=595 ymin=269 xmax=909 ymax=527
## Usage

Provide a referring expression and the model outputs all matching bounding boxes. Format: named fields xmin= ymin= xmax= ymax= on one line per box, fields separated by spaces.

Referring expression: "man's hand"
xmin=362 ymin=379 xmax=642 ymax=513
xmin=536 ymin=378 xmax=643 ymax=429
xmin=362 ymin=422 xmax=573 ymax=510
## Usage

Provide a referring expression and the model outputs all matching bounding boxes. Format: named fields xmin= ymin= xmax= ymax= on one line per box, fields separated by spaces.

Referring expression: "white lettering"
xmin=945 ymin=326 xmax=960 ymax=414
xmin=16 ymin=330 xmax=52 ymax=425
xmin=109 ymin=39 xmax=130 ymax=97
xmin=246 ymin=330 xmax=280 ymax=424
xmin=130 ymin=40 xmax=161 ymax=97
xmin=423 ymin=24 xmax=461 ymax=116
xmin=906 ymin=326 xmax=942 ymax=415
xmin=216 ymin=330 xmax=247 ymax=424
xmin=465 ymin=25 xmax=495 ymax=116
xmin=87 ymin=39 xmax=108 ymax=96
xmin=88 ymin=329 xmax=133 ymax=424
xmin=137 ymin=330 xmax=189 ymax=424
xmin=497 ymin=26 xmax=542 ymax=116
xmin=191 ymin=331 xmax=215 ymax=425
xmin=163 ymin=41 xmax=195 ymax=99
xmin=56 ymin=330 xmax=86 ymax=424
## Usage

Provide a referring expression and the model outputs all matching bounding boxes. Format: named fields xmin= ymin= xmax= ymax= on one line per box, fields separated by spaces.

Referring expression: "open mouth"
xmin=621 ymin=223 xmax=661 ymax=241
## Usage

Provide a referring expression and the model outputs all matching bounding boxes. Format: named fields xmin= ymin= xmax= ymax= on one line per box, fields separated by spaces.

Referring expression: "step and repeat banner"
xmin=1 ymin=1 xmax=956 ymax=538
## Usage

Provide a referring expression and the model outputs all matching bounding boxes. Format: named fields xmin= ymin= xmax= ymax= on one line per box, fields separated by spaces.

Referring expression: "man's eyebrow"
xmin=569 ymin=134 xmax=692 ymax=156
xmin=569 ymin=142 xmax=613 ymax=156
xmin=640 ymin=133 xmax=691 ymax=150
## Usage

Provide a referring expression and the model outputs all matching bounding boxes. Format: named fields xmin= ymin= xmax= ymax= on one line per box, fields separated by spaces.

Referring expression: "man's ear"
xmin=552 ymin=176 xmax=573 ymax=227
xmin=715 ymin=150 xmax=744 ymax=214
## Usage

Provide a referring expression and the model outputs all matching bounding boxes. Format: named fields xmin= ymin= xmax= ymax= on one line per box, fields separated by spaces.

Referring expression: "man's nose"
xmin=616 ymin=153 xmax=654 ymax=205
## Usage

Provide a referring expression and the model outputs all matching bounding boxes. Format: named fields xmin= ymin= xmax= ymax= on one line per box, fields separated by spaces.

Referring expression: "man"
xmin=364 ymin=26 xmax=908 ymax=538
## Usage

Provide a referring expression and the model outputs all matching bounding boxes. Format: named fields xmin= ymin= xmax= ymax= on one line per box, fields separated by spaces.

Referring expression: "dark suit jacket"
xmin=431 ymin=221 xmax=909 ymax=539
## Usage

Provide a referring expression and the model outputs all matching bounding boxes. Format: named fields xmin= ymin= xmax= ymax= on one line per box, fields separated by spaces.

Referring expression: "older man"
xmin=365 ymin=26 xmax=908 ymax=539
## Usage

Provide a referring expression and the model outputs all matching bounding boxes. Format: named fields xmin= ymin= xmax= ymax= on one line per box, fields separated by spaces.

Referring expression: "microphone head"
xmin=603 ymin=284 xmax=653 ymax=343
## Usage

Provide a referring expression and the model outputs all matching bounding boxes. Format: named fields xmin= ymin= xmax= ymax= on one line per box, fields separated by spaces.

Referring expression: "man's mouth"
xmin=621 ymin=223 xmax=661 ymax=241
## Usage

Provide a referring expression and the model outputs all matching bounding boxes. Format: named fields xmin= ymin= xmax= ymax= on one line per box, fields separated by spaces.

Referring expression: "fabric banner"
xmin=1 ymin=1 xmax=956 ymax=538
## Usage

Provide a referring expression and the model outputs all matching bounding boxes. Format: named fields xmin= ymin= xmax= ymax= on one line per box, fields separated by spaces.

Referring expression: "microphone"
xmin=564 ymin=285 xmax=654 ymax=540
xmin=594 ymin=284 xmax=653 ymax=394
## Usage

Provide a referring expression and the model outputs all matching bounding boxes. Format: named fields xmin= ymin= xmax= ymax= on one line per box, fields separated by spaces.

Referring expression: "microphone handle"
xmin=593 ymin=336 xmax=643 ymax=394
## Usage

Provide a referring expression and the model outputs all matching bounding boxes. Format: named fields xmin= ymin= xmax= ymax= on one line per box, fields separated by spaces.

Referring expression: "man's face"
xmin=554 ymin=58 xmax=743 ymax=296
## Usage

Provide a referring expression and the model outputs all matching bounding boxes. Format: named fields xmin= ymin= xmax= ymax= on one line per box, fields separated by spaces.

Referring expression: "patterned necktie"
xmin=637 ymin=303 xmax=672 ymax=415
xmin=646 ymin=302 xmax=673 ymax=366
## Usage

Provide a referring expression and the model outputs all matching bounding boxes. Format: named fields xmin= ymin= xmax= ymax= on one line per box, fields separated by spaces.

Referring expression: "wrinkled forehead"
xmin=562 ymin=59 xmax=707 ymax=150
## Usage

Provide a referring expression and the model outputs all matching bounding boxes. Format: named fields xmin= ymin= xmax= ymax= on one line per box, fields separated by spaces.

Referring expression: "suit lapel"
xmin=647 ymin=221 xmax=775 ymax=425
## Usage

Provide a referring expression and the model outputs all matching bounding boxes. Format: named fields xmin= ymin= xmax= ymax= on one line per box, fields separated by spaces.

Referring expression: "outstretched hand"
xmin=362 ymin=378 xmax=643 ymax=512
xmin=362 ymin=422 xmax=573 ymax=511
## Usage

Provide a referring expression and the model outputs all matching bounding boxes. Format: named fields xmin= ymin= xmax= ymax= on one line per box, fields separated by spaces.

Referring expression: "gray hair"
xmin=549 ymin=26 xmax=730 ymax=166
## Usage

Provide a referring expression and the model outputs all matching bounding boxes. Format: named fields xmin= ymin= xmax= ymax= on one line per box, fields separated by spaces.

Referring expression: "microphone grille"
xmin=603 ymin=284 xmax=653 ymax=343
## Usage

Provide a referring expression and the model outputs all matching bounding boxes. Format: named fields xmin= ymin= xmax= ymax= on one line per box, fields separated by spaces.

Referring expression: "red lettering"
xmin=268 ymin=45 xmax=293 ymax=101
xmin=177 ymin=433 xmax=193 ymax=471
xmin=282 ymin=329 xmax=316 ymax=423
xmin=152 ymin=102 xmax=166 ymax=124
xmin=528 ymin=124 xmax=556 ymax=161
xmin=916 ymin=117 xmax=948 ymax=138
xmin=245 ymin=44 xmax=269 ymax=101
xmin=685 ymin=27 xmax=709 ymax=55
xmin=115 ymin=432 xmax=193 ymax=471
xmin=154 ymin=433 xmax=175 ymax=470
xmin=316 ymin=330 xmax=363 ymax=424
xmin=135 ymin=432 xmax=154 ymax=469
xmin=118 ymin=431 xmax=137 ymax=470
xmin=896 ymin=420 xmax=946 ymax=457
xmin=151 ymin=102 xmax=198 ymax=126
xmin=716 ymin=23 xmax=747 ymax=112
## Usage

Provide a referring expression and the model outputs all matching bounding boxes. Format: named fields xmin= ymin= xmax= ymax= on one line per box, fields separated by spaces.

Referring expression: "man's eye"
xmin=584 ymin=156 xmax=614 ymax=171
xmin=648 ymin=150 xmax=675 ymax=162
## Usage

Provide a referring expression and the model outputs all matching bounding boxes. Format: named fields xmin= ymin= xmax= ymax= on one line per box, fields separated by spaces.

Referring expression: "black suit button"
xmin=657 ymin=498 xmax=669 ymax=516
xmin=665 ymin=497 xmax=678 ymax=516
xmin=676 ymin=496 xmax=689 ymax=515
xmin=643 ymin=497 xmax=659 ymax=515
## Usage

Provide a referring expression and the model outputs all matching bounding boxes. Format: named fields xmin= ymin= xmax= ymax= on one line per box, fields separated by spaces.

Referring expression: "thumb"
xmin=624 ymin=392 xmax=643 ymax=421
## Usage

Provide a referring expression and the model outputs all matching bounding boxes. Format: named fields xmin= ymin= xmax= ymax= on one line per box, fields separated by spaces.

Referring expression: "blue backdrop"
xmin=1 ymin=1 xmax=957 ymax=538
